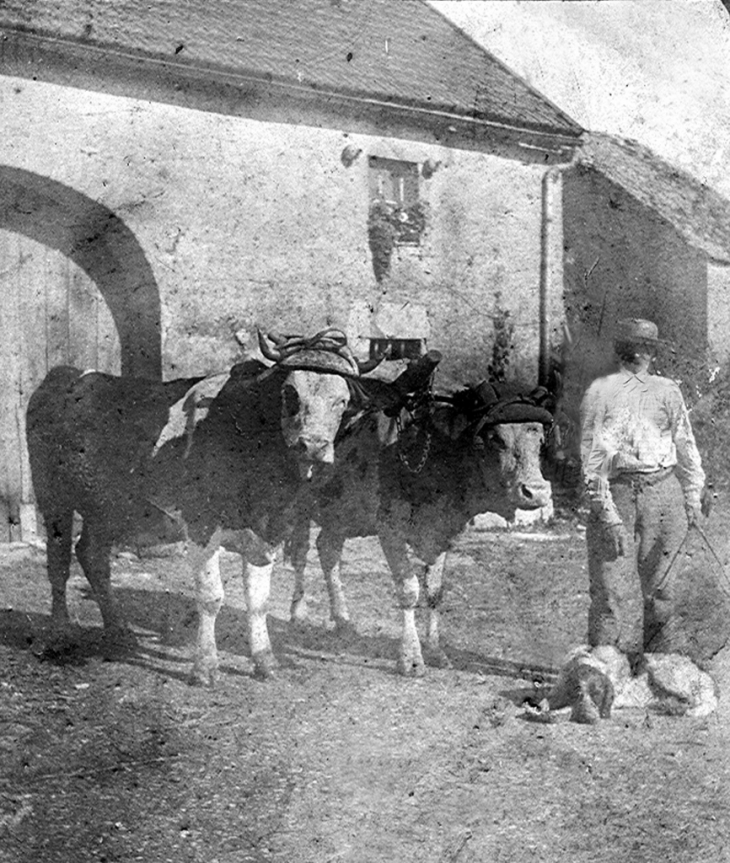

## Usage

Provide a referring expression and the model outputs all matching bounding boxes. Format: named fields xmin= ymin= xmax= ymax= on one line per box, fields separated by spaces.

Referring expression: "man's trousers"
xmin=586 ymin=469 xmax=687 ymax=655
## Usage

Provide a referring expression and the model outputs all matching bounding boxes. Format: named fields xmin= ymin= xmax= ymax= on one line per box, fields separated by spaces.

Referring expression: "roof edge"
xmin=423 ymin=0 xmax=584 ymax=137
xmin=0 ymin=23 xmax=583 ymax=145
xmin=576 ymin=130 xmax=730 ymax=264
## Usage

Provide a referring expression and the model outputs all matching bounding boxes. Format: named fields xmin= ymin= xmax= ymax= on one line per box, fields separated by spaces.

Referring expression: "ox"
xmin=287 ymin=374 xmax=554 ymax=675
xmin=26 ymin=330 xmax=383 ymax=682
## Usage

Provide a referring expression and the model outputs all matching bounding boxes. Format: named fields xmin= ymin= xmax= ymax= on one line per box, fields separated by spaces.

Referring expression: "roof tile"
xmin=0 ymin=0 xmax=582 ymax=137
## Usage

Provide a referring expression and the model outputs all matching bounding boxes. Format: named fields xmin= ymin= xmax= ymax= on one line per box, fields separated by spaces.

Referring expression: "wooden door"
xmin=0 ymin=229 xmax=120 ymax=542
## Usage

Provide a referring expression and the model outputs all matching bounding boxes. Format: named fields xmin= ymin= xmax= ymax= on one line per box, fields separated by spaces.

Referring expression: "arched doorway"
xmin=0 ymin=167 xmax=162 ymax=540
xmin=0 ymin=166 xmax=161 ymax=377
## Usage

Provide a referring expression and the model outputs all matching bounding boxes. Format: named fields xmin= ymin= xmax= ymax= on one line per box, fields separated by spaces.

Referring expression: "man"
xmin=580 ymin=318 xmax=706 ymax=663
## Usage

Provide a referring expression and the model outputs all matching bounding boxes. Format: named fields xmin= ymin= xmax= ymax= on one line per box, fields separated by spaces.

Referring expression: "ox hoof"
xmin=44 ymin=617 xmax=81 ymax=646
xmin=333 ymin=619 xmax=358 ymax=640
xmin=397 ymin=656 xmax=426 ymax=678
xmin=252 ymin=651 xmax=278 ymax=681
xmin=102 ymin=627 xmax=138 ymax=657
xmin=41 ymin=628 xmax=82 ymax=660
xmin=424 ymin=646 xmax=452 ymax=670
xmin=189 ymin=665 xmax=219 ymax=688
xmin=290 ymin=600 xmax=309 ymax=624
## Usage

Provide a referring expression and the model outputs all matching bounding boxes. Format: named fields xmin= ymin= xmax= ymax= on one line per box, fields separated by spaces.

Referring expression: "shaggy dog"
xmin=543 ymin=645 xmax=718 ymax=724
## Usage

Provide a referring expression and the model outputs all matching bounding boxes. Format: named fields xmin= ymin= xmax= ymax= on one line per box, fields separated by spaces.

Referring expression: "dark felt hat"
xmin=614 ymin=318 xmax=660 ymax=344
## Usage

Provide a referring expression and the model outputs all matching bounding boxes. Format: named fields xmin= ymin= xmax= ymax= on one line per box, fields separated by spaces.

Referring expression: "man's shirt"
xmin=580 ymin=368 xmax=705 ymax=509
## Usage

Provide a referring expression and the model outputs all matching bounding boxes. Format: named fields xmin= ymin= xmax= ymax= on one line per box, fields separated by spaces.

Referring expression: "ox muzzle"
xmin=290 ymin=436 xmax=336 ymax=481
xmin=280 ymin=370 xmax=351 ymax=482
xmin=508 ymin=476 xmax=552 ymax=511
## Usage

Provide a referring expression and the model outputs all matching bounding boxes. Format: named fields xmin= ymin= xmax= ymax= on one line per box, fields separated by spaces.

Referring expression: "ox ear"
xmin=430 ymin=404 xmax=469 ymax=440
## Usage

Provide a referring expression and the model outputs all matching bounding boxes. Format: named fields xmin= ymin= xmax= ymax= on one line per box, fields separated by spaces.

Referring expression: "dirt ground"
xmin=2 ymin=505 xmax=730 ymax=863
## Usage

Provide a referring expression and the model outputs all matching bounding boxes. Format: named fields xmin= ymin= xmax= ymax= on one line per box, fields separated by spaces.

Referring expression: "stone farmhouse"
xmin=1 ymin=0 xmax=729 ymax=539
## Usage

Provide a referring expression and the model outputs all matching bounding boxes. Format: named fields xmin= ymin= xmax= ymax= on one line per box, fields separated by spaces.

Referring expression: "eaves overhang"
xmin=0 ymin=26 xmax=583 ymax=164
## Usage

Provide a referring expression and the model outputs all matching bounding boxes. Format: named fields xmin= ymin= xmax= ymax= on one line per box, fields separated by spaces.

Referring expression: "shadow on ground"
xmin=0 ymin=581 xmax=559 ymax=686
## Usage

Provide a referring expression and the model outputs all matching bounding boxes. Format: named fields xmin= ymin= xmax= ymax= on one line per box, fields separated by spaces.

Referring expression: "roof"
xmin=578 ymin=131 xmax=730 ymax=264
xmin=0 ymin=0 xmax=582 ymax=144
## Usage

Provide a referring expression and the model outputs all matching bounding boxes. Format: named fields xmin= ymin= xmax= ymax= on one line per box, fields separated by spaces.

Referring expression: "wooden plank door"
xmin=0 ymin=228 xmax=120 ymax=542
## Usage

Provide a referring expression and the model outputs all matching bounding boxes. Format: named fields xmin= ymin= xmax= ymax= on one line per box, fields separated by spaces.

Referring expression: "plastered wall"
xmin=1 ymin=75 xmax=555 ymax=386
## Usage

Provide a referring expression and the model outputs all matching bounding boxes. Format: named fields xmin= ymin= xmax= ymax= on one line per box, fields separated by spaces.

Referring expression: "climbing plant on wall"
xmin=367 ymin=200 xmax=429 ymax=283
xmin=487 ymin=291 xmax=515 ymax=382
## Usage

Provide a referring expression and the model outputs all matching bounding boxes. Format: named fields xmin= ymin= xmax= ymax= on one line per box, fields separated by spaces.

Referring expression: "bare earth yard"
xmin=2 ymin=506 xmax=730 ymax=863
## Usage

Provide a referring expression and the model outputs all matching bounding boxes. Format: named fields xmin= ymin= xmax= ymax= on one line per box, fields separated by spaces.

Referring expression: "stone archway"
xmin=0 ymin=166 xmax=161 ymax=378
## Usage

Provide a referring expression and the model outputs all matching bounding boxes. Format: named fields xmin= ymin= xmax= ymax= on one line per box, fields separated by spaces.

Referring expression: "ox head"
xmin=433 ymin=382 xmax=553 ymax=515
xmin=470 ymin=383 xmax=553 ymax=511
xmin=259 ymin=329 xmax=382 ymax=480
xmin=476 ymin=420 xmax=552 ymax=511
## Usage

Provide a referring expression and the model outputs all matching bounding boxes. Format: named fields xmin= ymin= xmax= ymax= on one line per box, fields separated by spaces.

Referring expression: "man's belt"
xmin=611 ymin=466 xmax=675 ymax=488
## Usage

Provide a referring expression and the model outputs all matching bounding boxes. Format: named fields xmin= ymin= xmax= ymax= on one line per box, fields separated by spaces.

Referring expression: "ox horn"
xmin=257 ymin=329 xmax=283 ymax=362
xmin=357 ymin=352 xmax=388 ymax=374
xmin=356 ymin=343 xmax=392 ymax=374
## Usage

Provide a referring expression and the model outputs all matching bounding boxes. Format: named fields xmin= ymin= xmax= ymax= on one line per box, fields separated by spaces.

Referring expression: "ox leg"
xmin=422 ymin=552 xmax=452 ymax=669
xmin=316 ymin=528 xmax=355 ymax=636
xmin=379 ymin=525 xmax=424 ymax=677
xmin=241 ymin=531 xmax=277 ymax=680
xmin=188 ymin=540 xmax=224 ymax=687
xmin=75 ymin=519 xmax=133 ymax=650
xmin=45 ymin=509 xmax=75 ymax=648
xmin=289 ymin=515 xmax=312 ymax=624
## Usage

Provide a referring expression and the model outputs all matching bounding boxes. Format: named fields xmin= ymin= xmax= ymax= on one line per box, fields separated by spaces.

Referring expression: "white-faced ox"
xmin=288 ymin=381 xmax=553 ymax=676
xmin=26 ymin=331 xmax=380 ymax=682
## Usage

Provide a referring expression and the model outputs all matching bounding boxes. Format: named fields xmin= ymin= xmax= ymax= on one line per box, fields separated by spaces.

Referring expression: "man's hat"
xmin=614 ymin=318 xmax=659 ymax=345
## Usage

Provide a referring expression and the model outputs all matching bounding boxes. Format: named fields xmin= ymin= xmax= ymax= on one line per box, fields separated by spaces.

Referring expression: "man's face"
xmin=615 ymin=339 xmax=656 ymax=371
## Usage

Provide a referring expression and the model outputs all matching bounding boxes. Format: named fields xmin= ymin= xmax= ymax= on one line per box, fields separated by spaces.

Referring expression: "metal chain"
xmin=395 ymin=372 xmax=435 ymax=475
xmin=397 ymin=422 xmax=432 ymax=474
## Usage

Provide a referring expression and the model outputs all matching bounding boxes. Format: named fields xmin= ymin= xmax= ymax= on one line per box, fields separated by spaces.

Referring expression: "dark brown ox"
xmin=26 ymin=330 xmax=382 ymax=682
xmin=288 ymin=379 xmax=553 ymax=676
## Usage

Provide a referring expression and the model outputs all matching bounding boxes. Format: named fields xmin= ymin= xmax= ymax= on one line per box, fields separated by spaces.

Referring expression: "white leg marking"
xmin=325 ymin=559 xmax=351 ymax=629
xmin=423 ymin=553 xmax=452 ymax=669
xmin=400 ymin=576 xmax=425 ymax=677
xmin=289 ymin=519 xmax=311 ymax=623
xmin=316 ymin=531 xmax=352 ymax=632
xmin=290 ymin=562 xmax=307 ymax=622
xmin=427 ymin=610 xmax=440 ymax=649
xmin=244 ymin=556 xmax=276 ymax=679
xmin=379 ymin=525 xmax=425 ymax=676
xmin=188 ymin=539 xmax=224 ymax=686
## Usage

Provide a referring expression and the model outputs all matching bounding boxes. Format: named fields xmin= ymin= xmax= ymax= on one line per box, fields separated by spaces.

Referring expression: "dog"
xmin=541 ymin=645 xmax=718 ymax=724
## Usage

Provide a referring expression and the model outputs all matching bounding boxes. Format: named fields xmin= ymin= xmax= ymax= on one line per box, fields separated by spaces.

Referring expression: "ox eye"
xmin=282 ymin=385 xmax=300 ymax=417
xmin=485 ymin=431 xmax=507 ymax=450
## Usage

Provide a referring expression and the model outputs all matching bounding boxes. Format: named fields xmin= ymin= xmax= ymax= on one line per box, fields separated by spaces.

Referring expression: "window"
xmin=369 ymin=338 xmax=424 ymax=361
xmin=368 ymin=156 xmax=425 ymax=246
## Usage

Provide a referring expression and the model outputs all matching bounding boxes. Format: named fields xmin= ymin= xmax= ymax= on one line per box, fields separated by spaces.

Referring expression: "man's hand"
xmin=605 ymin=523 xmax=627 ymax=557
xmin=686 ymin=503 xmax=703 ymax=527
xmin=701 ymin=485 xmax=714 ymax=519
xmin=686 ymin=488 xmax=713 ymax=527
